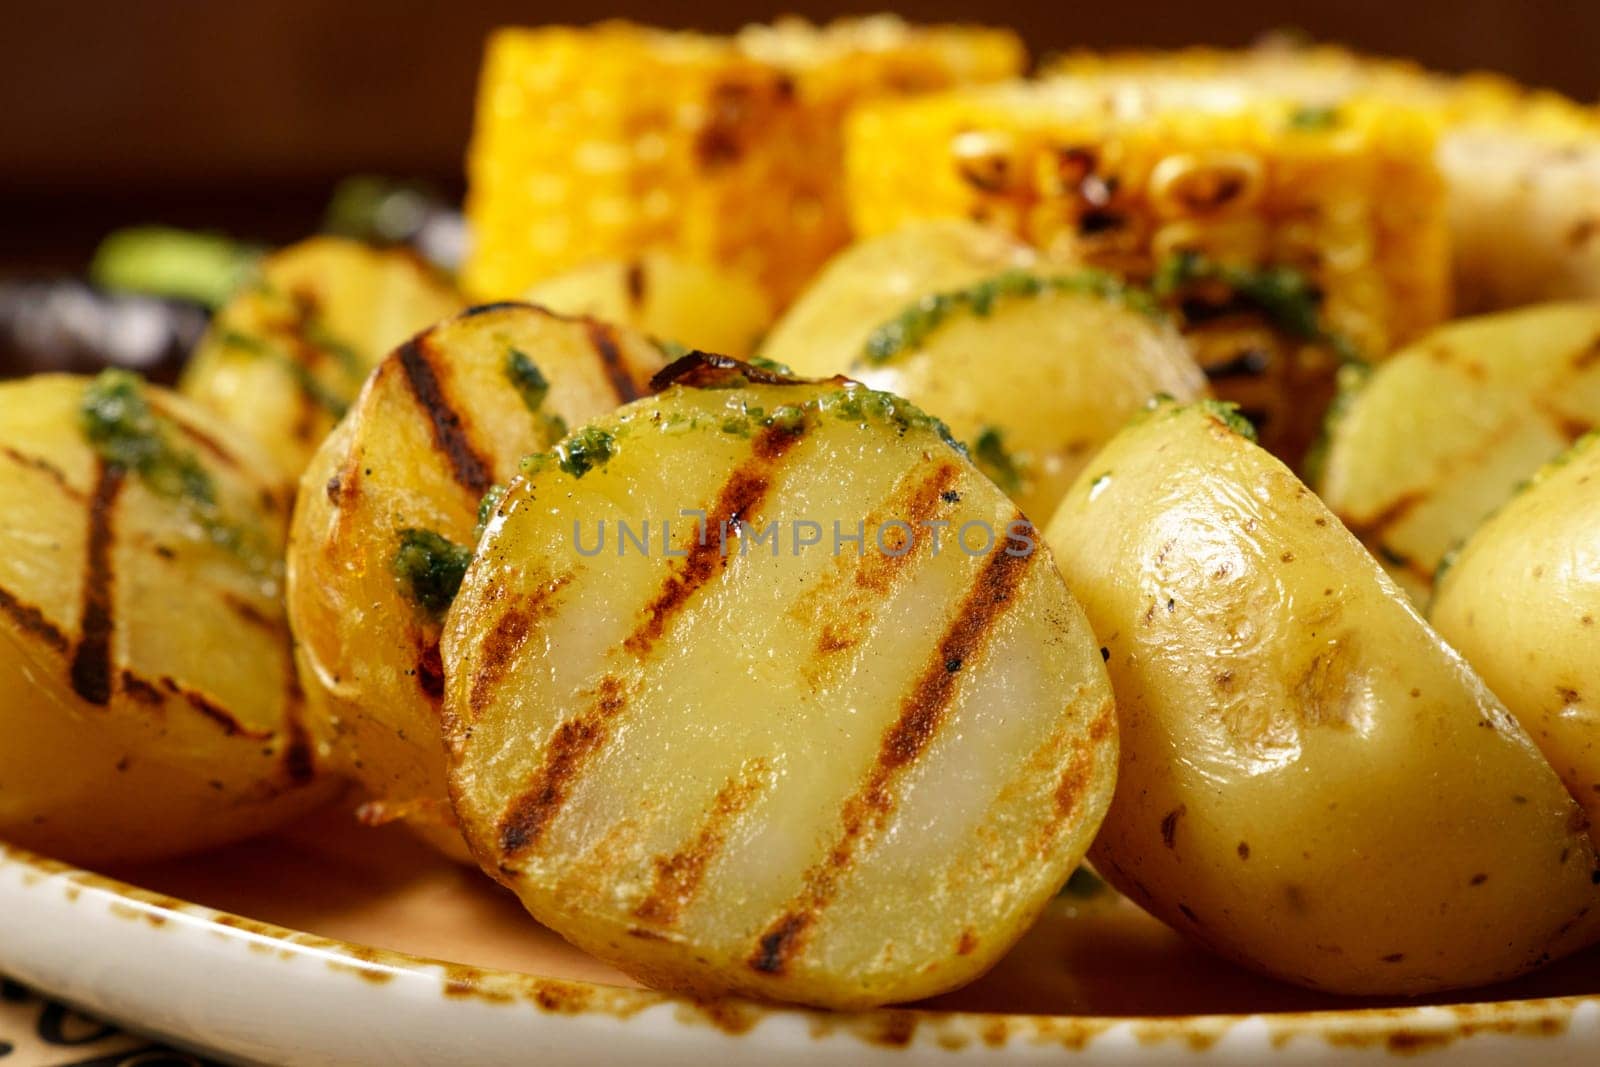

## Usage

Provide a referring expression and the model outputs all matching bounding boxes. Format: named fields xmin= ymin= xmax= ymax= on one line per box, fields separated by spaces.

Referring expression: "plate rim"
xmin=2 ymin=839 xmax=1596 ymax=1061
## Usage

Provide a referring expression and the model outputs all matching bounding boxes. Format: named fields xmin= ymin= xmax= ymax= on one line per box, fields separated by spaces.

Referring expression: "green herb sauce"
xmin=972 ymin=425 xmax=1023 ymax=493
xmin=556 ymin=426 xmax=617 ymax=478
xmin=393 ymin=528 xmax=472 ymax=617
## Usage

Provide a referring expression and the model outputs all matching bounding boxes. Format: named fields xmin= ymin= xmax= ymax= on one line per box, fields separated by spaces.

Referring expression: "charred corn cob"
xmin=845 ymin=80 xmax=1450 ymax=463
xmin=463 ymin=16 xmax=1023 ymax=306
xmin=1051 ymin=45 xmax=1600 ymax=312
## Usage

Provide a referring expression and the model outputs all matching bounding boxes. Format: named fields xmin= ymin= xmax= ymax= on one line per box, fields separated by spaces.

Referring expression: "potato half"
xmin=758 ymin=219 xmax=1035 ymax=376
xmin=1433 ymin=434 xmax=1600 ymax=827
xmin=444 ymin=355 xmax=1117 ymax=1008
xmin=288 ymin=303 xmax=668 ymax=857
xmin=0 ymin=373 xmax=333 ymax=864
xmin=846 ymin=277 xmax=1206 ymax=521
xmin=524 ymin=251 xmax=773 ymax=357
xmin=1317 ymin=302 xmax=1600 ymax=603
xmin=182 ymin=237 xmax=461 ymax=481
xmin=1045 ymin=400 xmax=1600 ymax=996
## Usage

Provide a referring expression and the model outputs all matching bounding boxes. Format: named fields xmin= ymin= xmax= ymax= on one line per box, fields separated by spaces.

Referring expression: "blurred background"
xmin=4 ymin=0 xmax=1598 ymax=276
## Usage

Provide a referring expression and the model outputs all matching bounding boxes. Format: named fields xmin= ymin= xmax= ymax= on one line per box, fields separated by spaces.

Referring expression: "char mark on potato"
xmin=633 ymin=761 xmax=769 ymax=928
xmin=624 ymin=421 xmax=805 ymax=657
xmin=585 ymin=320 xmax=642 ymax=403
xmin=497 ymin=675 xmax=629 ymax=860
xmin=69 ymin=462 xmax=126 ymax=706
xmin=748 ymin=539 xmax=1035 ymax=975
xmin=0 ymin=585 xmax=69 ymax=654
xmin=397 ymin=336 xmax=494 ymax=495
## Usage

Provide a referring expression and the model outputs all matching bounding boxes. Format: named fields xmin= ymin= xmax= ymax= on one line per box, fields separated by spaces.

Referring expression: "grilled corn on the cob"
xmin=845 ymin=79 xmax=1450 ymax=462
xmin=462 ymin=16 xmax=1023 ymax=306
xmin=1051 ymin=44 xmax=1600 ymax=312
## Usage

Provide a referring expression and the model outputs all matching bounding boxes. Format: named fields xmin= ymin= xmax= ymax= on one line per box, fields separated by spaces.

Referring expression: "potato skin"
xmin=1432 ymin=435 xmax=1600 ymax=827
xmin=0 ymin=376 xmax=333 ymax=864
xmin=444 ymin=365 xmax=1117 ymax=1009
xmin=182 ymin=237 xmax=460 ymax=482
xmin=1317 ymin=302 xmax=1600 ymax=604
xmin=287 ymin=303 xmax=666 ymax=857
xmin=1045 ymin=402 xmax=1600 ymax=996
xmin=524 ymin=251 xmax=772 ymax=357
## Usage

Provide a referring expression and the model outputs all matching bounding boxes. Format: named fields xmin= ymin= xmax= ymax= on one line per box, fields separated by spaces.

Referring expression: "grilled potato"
xmin=444 ymin=355 xmax=1117 ymax=1008
xmin=524 ymin=252 xmax=773 ymax=357
xmin=758 ymin=219 xmax=1035 ymax=375
xmin=1045 ymin=400 xmax=1600 ymax=996
xmin=288 ymin=303 xmax=668 ymax=858
xmin=182 ymin=237 xmax=461 ymax=481
xmin=1317 ymin=303 xmax=1600 ymax=604
xmin=0 ymin=373 xmax=333 ymax=864
xmin=848 ymin=274 xmax=1205 ymax=521
xmin=1432 ymin=434 xmax=1600 ymax=827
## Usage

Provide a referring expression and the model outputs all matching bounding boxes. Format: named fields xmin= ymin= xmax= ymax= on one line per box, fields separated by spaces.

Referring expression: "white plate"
xmin=1 ymin=807 xmax=1596 ymax=1065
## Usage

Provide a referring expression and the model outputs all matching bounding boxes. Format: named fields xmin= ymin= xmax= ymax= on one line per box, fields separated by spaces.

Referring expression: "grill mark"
xmin=0 ymin=586 xmax=69 ymax=653
xmin=633 ymin=761 xmax=769 ymax=928
xmin=147 ymin=398 xmax=240 ymax=471
xmin=69 ymin=463 xmax=125 ymax=706
xmin=220 ymin=591 xmax=283 ymax=634
xmin=798 ymin=462 xmax=960 ymax=670
xmin=585 ymin=320 xmax=642 ymax=404
xmin=396 ymin=337 xmax=493 ymax=495
xmin=0 ymin=446 xmax=81 ymax=500
xmin=624 ymin=260 xmax=648 ymax=309
xmin=468 ymin=576 xmax=573 ymax=717
xmin=416 ymin=637 xmax=446 ymax=701
xmin=748 ymin=539 xmax=1035 ymax=976
xmin=159 ymin=676 xmax=275 ymax=741
xmin=279 ymin=631 xmax=315 ymax=783
xmin=497 ymin=675 xmax=629 ymax=859
xmin=624 ymin=422 xmax=805 ymax=657
xmin=120 ymin=670 xmax=164 ymax=706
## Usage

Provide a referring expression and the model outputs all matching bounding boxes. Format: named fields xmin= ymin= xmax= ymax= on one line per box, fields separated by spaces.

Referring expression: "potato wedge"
xmin=847 ymin=275 xmax=1205 ymax=521
xmin=1432 ymin=434 xmax=1600 ymax=827
xmin=758 ymin=219 xmax=1035 ymax=376
xmin=1045 ymin=400 xmax=1600 ymax=996
xmin=288 ymin=303 xmax=668 ymax=857
xmin=182 ymin=237 xmax=461 ymax=481
xmin=1316 ymin=303 xmax=1600 ymax=604
xmin=524 ymin=252 xmax=773 ymax=357
xmin=0 ymin=373 xmax=333 ymax=864
xmin=444 ymin=355 xmax=1117 ymax=1008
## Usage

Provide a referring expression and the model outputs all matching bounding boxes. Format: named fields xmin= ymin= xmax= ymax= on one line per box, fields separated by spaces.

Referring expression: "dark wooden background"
xmin=3 ymin=1 xmax=1597 ymax=275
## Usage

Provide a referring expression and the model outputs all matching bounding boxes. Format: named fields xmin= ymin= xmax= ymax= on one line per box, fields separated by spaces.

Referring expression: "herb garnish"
xmin=972 ymin=425 xmax=1023 ymax=493
xmin=862 ymin=268 xmax=1162 ymax=365
xmin=1198 ymin=399 xmax=1261 ymax=443
xmin=1288 ymin=104 xmax=1341 ymax=130
xmin=216 ymin=328 xmax=351 ymax=417
xmin=1153 ymin=251 xmax=1363 ymax=364
xmin=79 ymin=369 xmax=269 ymax=570
xmin=505 ymin=348 xmax=550 ymax=412
xmin=393 ymin=528 xmax=472 ymax=617
xmin=556 ymin=426 xmax=617 ymax=478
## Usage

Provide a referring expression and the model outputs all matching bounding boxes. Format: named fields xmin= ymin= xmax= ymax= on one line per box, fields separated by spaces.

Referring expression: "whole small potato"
xmin=288 ymin=303 xmax=667 ymax=858
xmin=1317 ymin=302 xmax=1600 ymax=603
xmin=1432 ymin=434 xmax=1600 ymax=827
xmin=445 ymin=355 xmax=1117 ymax=1009
xmin=1046 ymin=400 xmax=1600 ymax=996
xmin=524 ymin=251 xmax=773 ymax=357
xmin=0 ymin=373 xmax=334 ymax=864
xmin=182 ymin=237 xmax=461 ymax=482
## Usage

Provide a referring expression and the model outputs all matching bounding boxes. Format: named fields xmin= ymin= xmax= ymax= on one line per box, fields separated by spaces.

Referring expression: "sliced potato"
xmin=524 ymin=251 xmax=773 ymax=357
xmin=0 ymin=373 xmax=333 ymax=864
xmin=758 ymin=219 xmax=1035 ymax=376
xmin=444 ymin=355 xmax=1117 ymax=1008
xmin=1045 ymin=400 xmax=1600 ymax=996
xmin=1317 ymin=302 xmax=1600 ymax=603
xmin=182 ymin=237 xmax=461 ymax=480
xmin=847 ymin=275 xmax=1206 ymax=520
xmin=288 ymin=303 xmax=668 ymax=858
xmin=1432 ymin=434 xmax=1600 ymax=826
